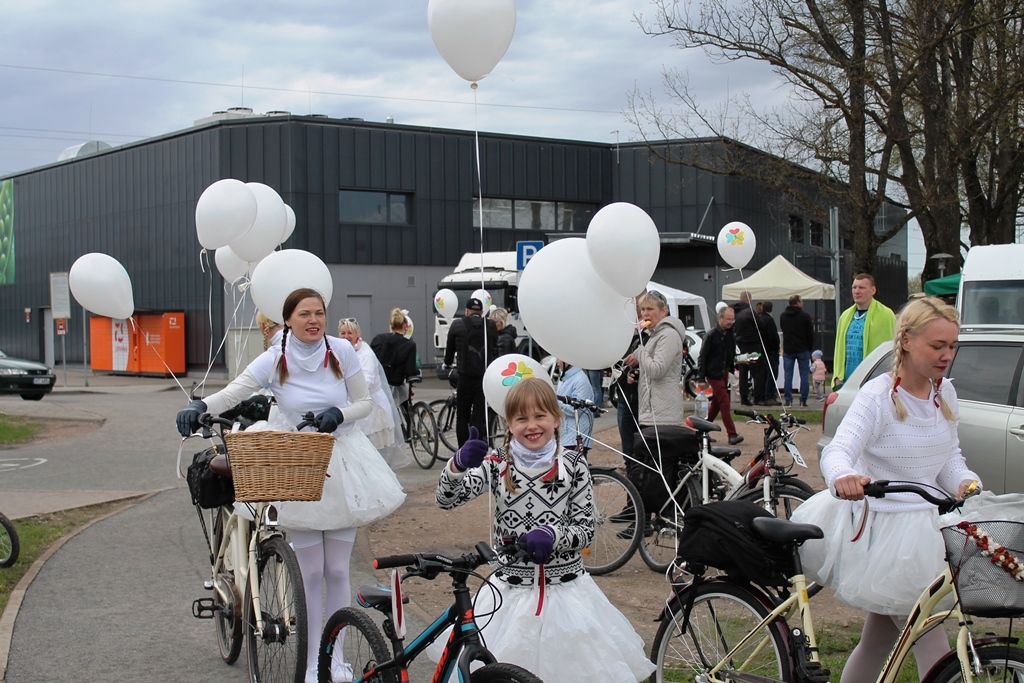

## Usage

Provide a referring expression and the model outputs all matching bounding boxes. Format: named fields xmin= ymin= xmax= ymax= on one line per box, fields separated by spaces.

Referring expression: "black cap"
xmin=466 ymin=297 xmax=483 ymax=311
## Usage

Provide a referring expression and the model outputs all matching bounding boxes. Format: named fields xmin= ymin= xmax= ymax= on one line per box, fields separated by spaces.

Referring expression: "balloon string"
xmin=472 ymin=81 xmax=493 ymax=448
xmin=733 ymin=268 xmax=784 ymax=403
xmin=195 ymin=283 xmax=251 ymax=397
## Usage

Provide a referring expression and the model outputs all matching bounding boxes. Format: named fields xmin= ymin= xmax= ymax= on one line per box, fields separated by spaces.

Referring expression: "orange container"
xmin=89 ymin=312 xmax=185 ymax=376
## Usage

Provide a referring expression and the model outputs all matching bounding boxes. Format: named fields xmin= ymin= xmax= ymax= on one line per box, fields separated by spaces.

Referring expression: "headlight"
xmin=0 ymin=368 xmax=27 ymax=375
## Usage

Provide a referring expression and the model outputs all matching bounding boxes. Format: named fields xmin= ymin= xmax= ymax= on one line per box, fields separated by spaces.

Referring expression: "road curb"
xmin=0 ymin=491 xmax=161 ymax=683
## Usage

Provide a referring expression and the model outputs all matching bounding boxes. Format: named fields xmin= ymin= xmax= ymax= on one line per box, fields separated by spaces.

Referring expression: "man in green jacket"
xmin=832 ymin=273 xmax=896 ymax=389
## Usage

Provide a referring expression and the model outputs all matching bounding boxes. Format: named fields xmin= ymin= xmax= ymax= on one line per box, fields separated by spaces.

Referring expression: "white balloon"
xmin=249 ymin=249 xmax=333 ymax=324
xmin=280 ymin=204 xmax=296 ymax=244
xmin=471 ymin=288 xmax=492 ymax=309
xmin=403 ymin=312 xmax=414 ymax=339
xmin=482 ymin=354 xmax=555 ymax=417
xmin=586 ymin=202 xmax=661 ymax=297
xmin=195 ymin=179 xmax=258 ymax=250
xmin=717 ymin=221 xmax=757 ymax=270
xmin=214 ymin=246 xmax=251 ymax=284
xmin=518 ymin=238 xmax=634 ymax=369
xmin=69 ymin=253 xmax=134 ymax=319
xmin=433 ymin=288 xmax=459 ymax=321
xmin=230 ymin=183 xmax=287 ymax=263
xmin=427 ymin=0 xmax=516 ymax=83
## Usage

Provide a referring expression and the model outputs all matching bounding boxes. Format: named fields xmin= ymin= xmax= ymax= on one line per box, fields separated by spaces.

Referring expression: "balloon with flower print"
xmin=471 ymin=288 xmax=492 ymax=310
xmin=434 ymin=288 xmax=458 ymax=321
xmin=717 ymin=221 xmax=757 ymax=269
xmin=482 ymin=353 xmax=554 ymax=416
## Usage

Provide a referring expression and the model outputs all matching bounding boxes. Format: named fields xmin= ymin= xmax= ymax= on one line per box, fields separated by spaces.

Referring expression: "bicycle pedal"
xmin=192 ymin=597 xmax=216 ymax=619
xmin=797 ymin=662 xmax=831 ymax=682
xmin=203 ymin=579 xmax=214 ymax=590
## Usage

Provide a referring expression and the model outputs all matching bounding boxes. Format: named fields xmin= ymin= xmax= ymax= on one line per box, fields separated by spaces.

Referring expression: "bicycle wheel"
xmin=409 ymin=402 xmax=439 ymax=469
xmin=650 ymin=580 xmax=791 ymax=683
xmin=245 ymin=535 xmax=307 ymax=683
xmin=213 ymin=509 xmax=243 ymax=664
xmin=739 ymin=484 xmax=813 ymax=519
xmin=585 ymin=468 xmax=643 ymax=575
xmin=470 ymin=662 xmax=544 ymax=682
xmin=431 ymin=398 xmax=458 ymax=452
xmin=488 ymin=414 xmax=508 ymax=448
xmin=318 ymin=607 xmax=395 ymax=683
xmin=923 ymin=644 xmax=1024 ymax=682
xmin=0 ymin=512 xmax=19 ymax=568
xmin=640 ymin=478 xmax=700 ymax=574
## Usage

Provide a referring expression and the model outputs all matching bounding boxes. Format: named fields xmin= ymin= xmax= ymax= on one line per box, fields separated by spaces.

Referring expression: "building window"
xmin=339 ymin=190 xmax=411 ymax=224
xmin=789 ymin=215 xmax=804 ymax=244
xmin=473 ymin=198 xmax=597 ymax=231
xmin=809 ymin=221 xmax=824 ymax=247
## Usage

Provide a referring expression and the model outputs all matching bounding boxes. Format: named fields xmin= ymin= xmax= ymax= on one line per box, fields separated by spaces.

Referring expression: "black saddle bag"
xmin=627 ymin=425 xmax=699 ymax=514
xmin=186 ymin=447 xmax=235 ymax=509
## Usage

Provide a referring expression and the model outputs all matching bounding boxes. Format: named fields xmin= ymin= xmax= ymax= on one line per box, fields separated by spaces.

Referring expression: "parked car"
xmin=0 ymin=350 xmax=56 ymax=400
xmin=818 ymin=329 xmax=1024 ymax=494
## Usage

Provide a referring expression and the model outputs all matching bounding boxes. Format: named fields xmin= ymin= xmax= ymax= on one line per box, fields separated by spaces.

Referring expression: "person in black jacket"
xmin=697 ymin=306 xmax=743 ymax=445
xmin=443 ymin=298 xmax=499 ymax=446
xmin=370 ymin=308 xmax=419 ymax=405
xmin=757 ymin=301 xmax=781 ymax=404
xmin=731 ymin=291 xmax=763 ymax=406
xmin=779 ymin=295 xmax=815 ymax=407
xmin=490 ymin=307 xmax=518 ymax=356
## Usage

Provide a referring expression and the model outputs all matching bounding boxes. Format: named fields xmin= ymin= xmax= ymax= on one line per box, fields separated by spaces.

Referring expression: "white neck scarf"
xmin=287 ymin=333 xmax=327 ymax=373
xmin=509 ymin=438 xmax=558 ymax=470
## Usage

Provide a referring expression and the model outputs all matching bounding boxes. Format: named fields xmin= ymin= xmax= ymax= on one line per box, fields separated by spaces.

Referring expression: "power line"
xmin=0 ymin=125 xmax=143 ymax=139
xmin=0 ymin=62 xmax=621 ymax=116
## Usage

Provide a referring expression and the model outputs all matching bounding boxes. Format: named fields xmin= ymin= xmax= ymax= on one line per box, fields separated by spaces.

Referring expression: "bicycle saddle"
xmin=751 ymin=516 xmax=824 ymax=544
xmin=685 ymin=416 xmax=721 ymax=433
xmin=709 ymin=446 xmax=741 ymax=462
xmin=356 ymin=584 xmax=409 ymax=611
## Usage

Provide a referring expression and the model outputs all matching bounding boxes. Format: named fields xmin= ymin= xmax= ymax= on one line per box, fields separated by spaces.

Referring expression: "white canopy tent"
xmin=648 ymin=281 xmax=712 ymax=331
xmin=721 ymin=255 xmax=836 ymax=300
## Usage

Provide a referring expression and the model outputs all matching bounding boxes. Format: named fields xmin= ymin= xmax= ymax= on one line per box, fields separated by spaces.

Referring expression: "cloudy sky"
xmin=0 ymin=0 xmax=926 ymax=272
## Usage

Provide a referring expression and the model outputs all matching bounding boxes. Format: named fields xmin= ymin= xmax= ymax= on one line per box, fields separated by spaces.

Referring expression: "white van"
xmin=958 ymin=244 xmax=1024 ymax=327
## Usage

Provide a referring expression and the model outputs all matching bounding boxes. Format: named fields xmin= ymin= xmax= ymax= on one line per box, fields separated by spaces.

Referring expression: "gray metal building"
xmin=0 ymin=113 xmax=906 ymax=373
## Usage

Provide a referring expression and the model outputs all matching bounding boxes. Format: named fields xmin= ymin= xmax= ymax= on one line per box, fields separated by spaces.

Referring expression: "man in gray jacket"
xmin=623 ymin=290 xmax=687 ymax=429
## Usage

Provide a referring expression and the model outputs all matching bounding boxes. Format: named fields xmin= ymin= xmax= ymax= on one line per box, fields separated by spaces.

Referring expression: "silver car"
xmin=817 ymin=329 xmax=1024 ymax=494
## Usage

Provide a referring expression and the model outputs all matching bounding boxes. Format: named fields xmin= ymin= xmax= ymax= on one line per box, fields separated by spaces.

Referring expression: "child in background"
xmin=435 ymin=377 xmax=654 ymax=683
xmin=811 ymin=350 xmax=828 ymax=402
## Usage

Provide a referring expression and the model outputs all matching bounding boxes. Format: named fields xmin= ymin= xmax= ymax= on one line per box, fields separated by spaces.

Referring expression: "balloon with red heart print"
xmin=717 ymin=221 xmax=757 ymax=269
xmin=482 ymin=353 xmax=554 ymax=417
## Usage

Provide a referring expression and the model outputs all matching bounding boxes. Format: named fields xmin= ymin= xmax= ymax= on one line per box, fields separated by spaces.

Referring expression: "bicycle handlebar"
xmin=556 ymin=394 xmax=606 ymax=415
xmin=734 ymin=408 xmax=806 ymax=429
xmin=862 ymin=479 xmax=980 ymax=515
xmin=373 ymin=541 xmax=498 ymax=573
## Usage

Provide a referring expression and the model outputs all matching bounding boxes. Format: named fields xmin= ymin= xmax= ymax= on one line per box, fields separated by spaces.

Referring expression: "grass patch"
xmin=0 ymin=415 xmax=39 ymax=446
xmin=0 ymin=499 xmax=140 ymax=616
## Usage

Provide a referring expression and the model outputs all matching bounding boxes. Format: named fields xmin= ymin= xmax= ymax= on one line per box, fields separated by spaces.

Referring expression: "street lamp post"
xmin=930 ymin=252 xmax=954 ymax=278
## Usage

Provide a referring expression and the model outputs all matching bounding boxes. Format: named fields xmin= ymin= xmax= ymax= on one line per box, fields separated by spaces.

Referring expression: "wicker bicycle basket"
xmin=223 ymin=430 xmax=335 ymax=503
xmin=941 ymin=520 xmax=1024 ymax=618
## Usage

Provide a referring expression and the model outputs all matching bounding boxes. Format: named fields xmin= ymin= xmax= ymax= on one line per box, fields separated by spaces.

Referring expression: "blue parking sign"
xmin=516 ymin=241 xmax=544 ymax=271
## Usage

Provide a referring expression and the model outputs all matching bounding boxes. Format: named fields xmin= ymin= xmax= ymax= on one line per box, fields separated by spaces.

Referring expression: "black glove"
xmin=219 ymin=395 xmax=272 ymax=423
xmin=176 ymin=399 xmax=207 ymax=437
xmin=452 ymin=427 xmax=488 ymax=471
xmin=521 ymin=525 xmax=556 ymax=564
xmin=315 ymin=407 xmax=344 ymax=433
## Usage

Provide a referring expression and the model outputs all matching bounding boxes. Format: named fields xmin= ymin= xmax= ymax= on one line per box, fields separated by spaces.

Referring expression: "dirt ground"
xmin=359 ymin=412 xmax=866 ymax=650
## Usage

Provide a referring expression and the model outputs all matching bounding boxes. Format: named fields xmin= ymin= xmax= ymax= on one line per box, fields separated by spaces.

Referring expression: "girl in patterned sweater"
xmin=435 ymin=377 xmax=654 ymax=683
xmin=792 ymin=297 xmax=980 ymax=682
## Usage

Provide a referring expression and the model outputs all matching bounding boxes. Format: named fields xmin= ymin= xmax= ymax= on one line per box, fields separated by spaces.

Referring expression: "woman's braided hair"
xmin=276 ymin=288 xmax=343 ymax=385
xmin=500 ymin=377 xmax=561 ymax=493
xmin=890 ymin=296 xmax=958 ymax=421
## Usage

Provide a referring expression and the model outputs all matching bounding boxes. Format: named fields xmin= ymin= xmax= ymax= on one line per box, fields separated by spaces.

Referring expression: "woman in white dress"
xmin=177 ymin=288 xmax=406 ymax=683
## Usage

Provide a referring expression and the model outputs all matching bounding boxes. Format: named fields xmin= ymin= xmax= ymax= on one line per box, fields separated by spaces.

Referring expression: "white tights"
xmin=289 ymin=529 xmax=356 ymax=678
xmin=840 ymin=612 xmax=949 ymax=682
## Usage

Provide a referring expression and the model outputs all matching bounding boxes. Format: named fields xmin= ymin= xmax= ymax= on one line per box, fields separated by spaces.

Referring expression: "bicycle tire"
xmin=640 ymin=478 xmax=701 ymax=574
xmin=245 ymin=535 xmax=307 ymax=683
xmin=650 ymin=580 xmax=792 ymax=683
xmin=431 ymin=398 xmax=458 ymax=453
xmin=409 ymin=402 xmax=438 ymax=469
xmin=318 ymin=607 xmax=395 ymax=683
xmin=470 ymin=662 xmax=544 ymax=682
xmin=213 ymin=508 xmax=243 ymax=664
xmin=738 ymin=484 xmax=813 ymax=519
xmin=922 ymin=644 xmax=1024 ymax=682
xmin=0 ymin=512 xmax=19 ymax=568
xmin=585 ymin=468 xmax=643 ymax=575
xmin=488 ymin=414 xmax=508 ymax=448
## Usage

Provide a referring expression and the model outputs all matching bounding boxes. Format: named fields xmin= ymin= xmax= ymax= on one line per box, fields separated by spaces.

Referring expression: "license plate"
xmin=785 ymin=442 xmax=808 ymax=468
xmin=33 ymin=377 xmax=51 ymax=385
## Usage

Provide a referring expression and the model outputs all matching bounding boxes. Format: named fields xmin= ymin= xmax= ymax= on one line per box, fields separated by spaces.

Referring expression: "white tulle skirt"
xmin=427 ymin=574 xmax=655 ymax=683
xmin=792 ymin=490 xmax=947 ymax=615
xmin=276 ymin=429 xmax=406 ymax=531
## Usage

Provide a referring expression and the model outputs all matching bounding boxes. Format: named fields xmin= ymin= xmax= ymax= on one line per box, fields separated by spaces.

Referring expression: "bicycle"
xmin=430 ymin=368 xmax=508 ymax=454
xmin=0 ymin=510 xmax=19 ymax=568
xmin=317 ymin=541 xmax=542 ymax=683
xmin=180 ymin=412 xmax=322 ymax=683
xmin=648 ymin=480 xmax=1024 ymax=683
xmin=635 ymin=408 xmax=815 ymax=574
xmin=555 ymin=392 xmax=645 ymax=576
xmin=399 ymin=376 xmax=440 ymax=469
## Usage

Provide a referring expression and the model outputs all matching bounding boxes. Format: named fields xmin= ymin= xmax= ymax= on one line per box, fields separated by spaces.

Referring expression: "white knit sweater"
xmin=820 ymin=374 xmax=979 ymax=511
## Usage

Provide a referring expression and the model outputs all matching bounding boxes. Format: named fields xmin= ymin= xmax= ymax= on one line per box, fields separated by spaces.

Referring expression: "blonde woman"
xmin=369 ymin=308 xmax=419 ymax=405
xmin=793 ymin=297 xmax=980 ymax=682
